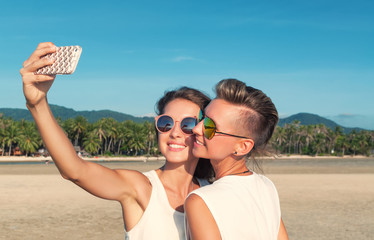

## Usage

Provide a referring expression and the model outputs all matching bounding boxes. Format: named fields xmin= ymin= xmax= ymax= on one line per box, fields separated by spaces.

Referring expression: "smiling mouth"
xmin=168 ymin=144 xmax=185 ymax=149
xmin=195 ymin=139 xmax=204 ymax=146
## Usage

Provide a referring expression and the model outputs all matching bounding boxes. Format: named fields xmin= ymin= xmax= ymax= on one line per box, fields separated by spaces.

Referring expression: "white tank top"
xmin=190 ymin=172 xmax=281 ymax=240
xmin=125 ymin=170 xmax=210 ymax=240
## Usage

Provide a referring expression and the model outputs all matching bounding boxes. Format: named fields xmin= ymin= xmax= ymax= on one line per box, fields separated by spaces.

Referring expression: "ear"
xmin=234 ymin=138 xmax=255 ymax=156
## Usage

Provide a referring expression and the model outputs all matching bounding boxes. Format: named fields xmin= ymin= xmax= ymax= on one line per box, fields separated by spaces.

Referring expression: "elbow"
xmin=55 ymin=159 xmax=87 ymax=182
xmin=60 ymin=172 xmax=80 ymax=182
xmin=58 ymin=168 xmax=84 ymax=182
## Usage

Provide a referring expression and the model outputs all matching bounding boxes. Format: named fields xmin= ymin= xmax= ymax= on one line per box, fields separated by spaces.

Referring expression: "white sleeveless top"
xmin=189 ymin=172 xmax=281 ymax=240
xmin=125 ymin=170 xmax=210 ymax=240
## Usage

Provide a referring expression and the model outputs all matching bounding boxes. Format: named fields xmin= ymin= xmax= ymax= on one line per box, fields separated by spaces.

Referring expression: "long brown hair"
xmin=156 ymin=87 xmax=214 ymax=181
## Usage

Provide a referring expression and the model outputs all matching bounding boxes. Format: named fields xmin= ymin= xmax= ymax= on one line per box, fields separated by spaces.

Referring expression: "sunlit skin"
xmin=155 ymin=98 xmax=201 ymax=212
xmin=192 ymin=99 xmax=254 ymax=179
xmin=158 ymin=98 xmax=200 ymax=167
xmin=187 ymin=98 xmax=289 ymax=240
xmin=20 ymin=42 xmax=204 ymax=236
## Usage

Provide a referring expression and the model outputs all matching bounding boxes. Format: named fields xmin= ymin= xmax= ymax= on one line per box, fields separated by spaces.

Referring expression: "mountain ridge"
xmin=0 ymin=105 xmax=154 ymax=123
xmin=278 ymin=112 xmax=365 ymax=133
xmin=0 ymin=105 xmax=368 ymax=133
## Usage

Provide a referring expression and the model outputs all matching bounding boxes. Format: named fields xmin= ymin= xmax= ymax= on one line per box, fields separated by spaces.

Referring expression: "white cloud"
xmin=326 ymin=114 xmax=374 ymax=130
xmin=171 ymin=56 xmax=200 ymax=62
xmin=139 ymin=112 xmax=156 ymax=117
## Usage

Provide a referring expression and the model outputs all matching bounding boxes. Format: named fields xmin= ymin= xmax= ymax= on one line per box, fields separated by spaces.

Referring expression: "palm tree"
xmin=3 ymin=120 xmax=22 ymax=156
xmin=312 ymin=131 xmax=326 ymax=156
xmin=0 ymin=128 xmax=5 ymax=156
xmin=0 ymin=117 xmax=10 ymax=156
xmin=62 ymin=118 xmax=75 ymax=142
xmin=284 ymin=123 xmax=297 ymax=154
xmin=103 ymin=118 xmax=119 ymax=153
xmin=82 ymin=130 xmax=101 ymax=155
xmin=126 ymin=121 xmax=146 ymax=156
xmin=93 ymin=118 xmax=109 ymax=155
xmin=356 ymin=131 xmax=370 ymax=155
xmin=19 ymin=122 xmax=41 ymax=156
xmin=270 ymin=126 xmax=286 ymax=154
xmin=336 ymin=135 xmax=348 ymax=156
xmin=143 ymin=121 xmax=156 ymax=155
xmin=116 ymin=122 xmax=132 ymax=155
xmin=70 ymin=116 xmax=88 ymax=146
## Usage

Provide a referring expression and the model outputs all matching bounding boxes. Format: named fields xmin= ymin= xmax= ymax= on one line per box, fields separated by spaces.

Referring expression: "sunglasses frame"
xmin=199 ymin=110 xmax=249 ymax=140
xmin=155 ymin=114 xmax=197 ymax=135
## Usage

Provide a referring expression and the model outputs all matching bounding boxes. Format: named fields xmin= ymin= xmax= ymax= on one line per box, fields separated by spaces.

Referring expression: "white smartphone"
xmin=35 ymin=45 xmax=82 ymax=75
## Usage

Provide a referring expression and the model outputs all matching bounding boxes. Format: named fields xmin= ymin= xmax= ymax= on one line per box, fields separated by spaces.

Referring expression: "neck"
xmin=211 ymin=157 xmax=249 ymax=180
xmin=157 ymin=160 xmax=199 ymax=212
xmin=158 ymin=159 xmax=198 ymax=193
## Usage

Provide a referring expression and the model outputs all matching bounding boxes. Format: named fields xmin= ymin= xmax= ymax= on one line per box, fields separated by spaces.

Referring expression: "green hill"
xmin=0 ymin=105 xmax=154 ymax=123
xmin=0 ymin=106 xmax=366 ymax=133
xmin=278 ymin=113 xmax=364 ymax=133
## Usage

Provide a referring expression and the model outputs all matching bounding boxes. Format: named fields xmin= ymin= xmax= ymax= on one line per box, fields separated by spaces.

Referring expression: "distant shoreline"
xmin=0 ymin=155 xmax=166 ymax=163
xmin=0 ymin=154 xmax=372 ymax=163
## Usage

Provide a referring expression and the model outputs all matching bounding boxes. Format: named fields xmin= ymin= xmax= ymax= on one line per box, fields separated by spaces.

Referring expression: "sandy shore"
xmin=1 ymin=158 xmax=374 ymax=240
xmin=0 ymin=155 xmax=166 ymax=163
xmin=0 ymin=154 xmax=371 ymax=163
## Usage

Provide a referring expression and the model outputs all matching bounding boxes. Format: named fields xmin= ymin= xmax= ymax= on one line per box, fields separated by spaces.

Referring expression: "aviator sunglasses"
xmin=155 ymin=115 xmax=197 ymax=135
xmin=199 ymin=110 xmax=249 ymax=140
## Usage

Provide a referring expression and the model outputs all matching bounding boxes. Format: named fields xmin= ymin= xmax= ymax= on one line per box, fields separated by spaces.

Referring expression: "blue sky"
xmin=1 ymin=0 xmax=373 ymax=130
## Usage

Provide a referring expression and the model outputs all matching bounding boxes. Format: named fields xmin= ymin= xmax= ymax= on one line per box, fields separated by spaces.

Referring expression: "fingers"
xmin=22 ymin=57 xmax=55 ymax=75
xmin=36 ymin=42 xmax=55 ymax=50
xmin=23 ymin=42 xmax=57 ymax=69
xmin=21 ymin=68 xmax=56 ymax=85
xmin=20 ymin=43 xmax=57 ymax=84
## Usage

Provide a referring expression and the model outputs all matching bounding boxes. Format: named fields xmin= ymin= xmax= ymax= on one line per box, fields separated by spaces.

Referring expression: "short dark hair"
xmin=156 ymin=87 xmax=214 ymax=181
xmin=215 ymin=79 xmax=278 ymax=153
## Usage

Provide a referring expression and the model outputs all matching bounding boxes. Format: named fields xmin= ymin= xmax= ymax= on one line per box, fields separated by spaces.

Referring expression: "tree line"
xmin=0 ymin=116 xmax=373 ymax=157
xmin=270 ymin=121 xmax=374 ymax=156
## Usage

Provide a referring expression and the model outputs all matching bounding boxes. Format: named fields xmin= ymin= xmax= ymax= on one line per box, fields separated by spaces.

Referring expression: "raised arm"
xmin=20 ymin=42 xmax=150 ymax=203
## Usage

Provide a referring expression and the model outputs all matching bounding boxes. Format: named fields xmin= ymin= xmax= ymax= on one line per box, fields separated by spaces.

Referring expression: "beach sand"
xmin=1 ymin=157 xmax=374 ymax=240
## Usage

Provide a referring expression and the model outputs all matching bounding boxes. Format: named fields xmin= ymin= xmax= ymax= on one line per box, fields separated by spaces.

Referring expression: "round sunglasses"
xmin=155 ymin=115 xmax=197 ymax=135
xmin=199 ymin=110 xmax=249 ymax=140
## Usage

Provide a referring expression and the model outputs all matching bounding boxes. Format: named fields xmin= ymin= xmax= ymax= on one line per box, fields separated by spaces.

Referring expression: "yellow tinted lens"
xmin=203 ymin=117 xmax=216 ymax=139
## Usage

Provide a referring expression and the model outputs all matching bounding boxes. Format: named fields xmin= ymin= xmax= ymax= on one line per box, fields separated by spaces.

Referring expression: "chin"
xmin=163 ymin=152 xmax=187 ymax=162
xmin=192 ymin=148 xmax=208 ymax=159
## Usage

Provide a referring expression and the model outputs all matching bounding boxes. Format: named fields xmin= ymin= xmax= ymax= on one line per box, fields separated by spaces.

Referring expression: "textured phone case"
xmin=35 ymin=46 xmax=82 ymax=75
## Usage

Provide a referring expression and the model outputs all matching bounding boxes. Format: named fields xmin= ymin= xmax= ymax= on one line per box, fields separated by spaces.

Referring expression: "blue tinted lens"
xmin=180 ymin=117 xmax=197 ymax=134
xmin=156 ymin=115 xmax=174 ymax=132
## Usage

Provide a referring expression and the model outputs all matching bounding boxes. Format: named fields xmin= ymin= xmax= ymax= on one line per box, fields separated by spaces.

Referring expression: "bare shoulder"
xmin=185 ymin=193 xmax=205 ymax=208
xmin=185 ymin=194 xmax=211 ymax=221
xmin=119 ymin=168 xmax=152 ymax=198
xmin=185 ymin=194 xmax=221 ymax=240
xmin=114 ymin=168 xmax=152 ymax=192
xmin=115 ymin=168 xmax=150 ymax=180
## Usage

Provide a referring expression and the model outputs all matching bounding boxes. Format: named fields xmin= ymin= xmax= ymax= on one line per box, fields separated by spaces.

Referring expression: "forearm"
xmin=27 ymin=98 xmax=85 ymax=180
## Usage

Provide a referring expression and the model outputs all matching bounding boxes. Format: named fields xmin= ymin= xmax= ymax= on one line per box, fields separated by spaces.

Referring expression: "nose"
xmin=169 ymin=121 xmax=183 ymax=138
xmin=193 ymin=120 xmax=204 ymax=136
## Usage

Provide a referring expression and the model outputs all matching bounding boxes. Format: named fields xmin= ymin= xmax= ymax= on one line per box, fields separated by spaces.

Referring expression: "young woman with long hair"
xmin=20 ymin=42 xmax=213 ymax=239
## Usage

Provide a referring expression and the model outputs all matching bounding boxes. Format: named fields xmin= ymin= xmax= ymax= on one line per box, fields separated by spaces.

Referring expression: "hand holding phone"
xmin=35 ymin=46 xmax=82 ymax=75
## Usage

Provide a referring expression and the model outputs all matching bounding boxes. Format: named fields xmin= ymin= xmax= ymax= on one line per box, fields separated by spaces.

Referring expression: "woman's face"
xmin=192 ymin=99 xmax=243 ymax=162
xmin=158 ymin=98 xmax=200 ymax=164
